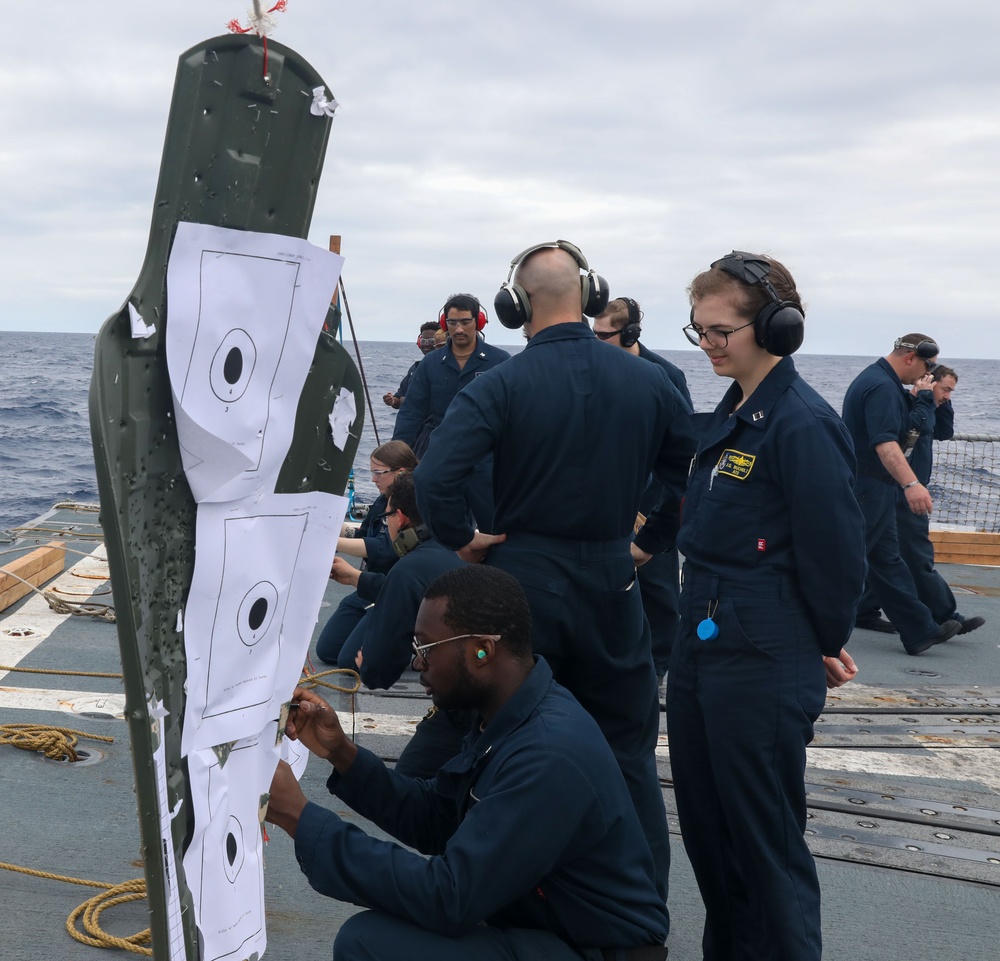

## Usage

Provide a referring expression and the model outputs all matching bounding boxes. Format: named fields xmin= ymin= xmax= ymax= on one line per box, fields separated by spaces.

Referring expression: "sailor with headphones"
xmin=667 ymin=251 xmax=865 ymax=960
xmin=842 ymin=332 xmax=969 ymax=650
xmin=593 ymin=298 xmax=693 ymax=683
xmin=392 ymin=292 xmax=510 ymax=532
xmin=414 ymin=240 xmax=697 ymax=909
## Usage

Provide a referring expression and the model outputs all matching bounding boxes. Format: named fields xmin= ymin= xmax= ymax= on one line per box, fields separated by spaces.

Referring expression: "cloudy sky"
xmin=2 ymin=1 xmax=998 ymax=356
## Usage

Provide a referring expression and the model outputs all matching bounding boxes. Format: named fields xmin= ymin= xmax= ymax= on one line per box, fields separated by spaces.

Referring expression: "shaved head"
xmin=513 ymin=247 xmax=583 ymax=331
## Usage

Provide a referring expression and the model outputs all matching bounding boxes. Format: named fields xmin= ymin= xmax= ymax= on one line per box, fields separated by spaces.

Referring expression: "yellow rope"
xmin=301 ymin=665 xmax=362 ymax=695
xmin=0 ymin=665 xmax=359 ymax=953
xmin=0 ymin=862 xmax=150 ymax=955
xmin=0 ymin=716 xmax=147 ymax=951
xmin=67 ymin=879 xmax=151 ymax=955
xmin=0 ymin=665 xmax=123 ymax=678
xmin=0 ymin=723 xmax=114 ymax=762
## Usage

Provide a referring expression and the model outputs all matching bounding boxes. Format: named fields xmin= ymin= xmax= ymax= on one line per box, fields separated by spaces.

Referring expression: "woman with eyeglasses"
xmin=664 ymin=252 xmax=865 ymax=961
xmin=314 ymin=440 xmax=417 ymax=665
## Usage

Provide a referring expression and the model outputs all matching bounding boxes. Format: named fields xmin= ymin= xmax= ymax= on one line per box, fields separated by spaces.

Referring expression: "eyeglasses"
xmin=593 ymin=328 xmax=620 ymax=341
xmin=445 ymin=316 xmax=475 ymax=328
xmin=371 ymin=468 xmax=396 ymax=476
xmin=682 ymin=320 xmax=755 ymax=348
xmin=376 ymin=508 xmax=400 ymax=523
xmin=411 ymin=633 xmax=501 ymax=665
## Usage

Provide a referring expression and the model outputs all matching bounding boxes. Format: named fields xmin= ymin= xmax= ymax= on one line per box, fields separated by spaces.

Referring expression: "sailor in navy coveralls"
xmin=414 ymin=244 xmax=696 ymax=904
xmin=841 ymin=336 xmax=964 ymax=653
xmin=668 ymin=252 xmax=864 ymax=961
xmin=592 ymin=296 xmax=694 ymax=679
xmin=853 ymin=365 xmax=985 ymax=635
xmin=265 ymin=566 xmax=669 ymax=961
xmin=392 ymin=293 xmax=510 ymax=531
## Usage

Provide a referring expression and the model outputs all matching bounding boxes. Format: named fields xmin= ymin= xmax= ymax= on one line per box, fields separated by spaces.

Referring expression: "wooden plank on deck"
xmin=930 ymin=530 xmax=1000 ymax=567
xmin=0 ymin=543 xmax=66 ymax=612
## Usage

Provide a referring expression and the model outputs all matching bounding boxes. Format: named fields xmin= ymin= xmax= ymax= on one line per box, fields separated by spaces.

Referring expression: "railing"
xmin=929 ymin=433 xmax=1000 ymax=533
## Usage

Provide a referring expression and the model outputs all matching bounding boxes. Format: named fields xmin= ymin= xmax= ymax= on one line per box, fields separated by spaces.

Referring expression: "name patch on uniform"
xmin=716 ymin=449 xmax=756 ymax=480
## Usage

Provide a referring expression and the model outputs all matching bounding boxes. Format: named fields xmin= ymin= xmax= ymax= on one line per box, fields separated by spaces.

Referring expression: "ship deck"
xmin=2 ymin=504 xmax=999 ymax=960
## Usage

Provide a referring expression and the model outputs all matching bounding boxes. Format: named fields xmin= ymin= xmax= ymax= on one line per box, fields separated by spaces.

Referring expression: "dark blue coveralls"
xmin=393 ymin=357 xmax=420 ymax=402
xmin=392 ymin=337 xmax=510 ymax=532
xmin=294 ymin=658 xmax=669 ymax=961
xmin=636 ymin=343 xmax=693 ymax=677
xmin=671 ymin=357 xmax=865 ymax=961
xmin=414 ymin=321 xmax=696 ymax=903
xmin=343 ymin=537 xmax=467 ymax=777
xmin=842 ymin=359 xmax=945 ymax=652
xmin=857 ymin=388 xmax=961 ymax=623
xmin=314 ymin=493 xmax=397 ymax=665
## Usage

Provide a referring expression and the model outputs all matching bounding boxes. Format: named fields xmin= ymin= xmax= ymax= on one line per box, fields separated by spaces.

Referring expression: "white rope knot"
xmin=310 ymin=86 xmax=340 ymax=118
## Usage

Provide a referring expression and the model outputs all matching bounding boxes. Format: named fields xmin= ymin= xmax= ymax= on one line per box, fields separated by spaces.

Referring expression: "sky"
xmin=1 ymin=1 xmax=998 ymax=356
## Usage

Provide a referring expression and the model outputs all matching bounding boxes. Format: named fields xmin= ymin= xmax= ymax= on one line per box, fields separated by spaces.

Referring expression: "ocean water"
xmin=2 ymin=329 xmax=999 ymax=535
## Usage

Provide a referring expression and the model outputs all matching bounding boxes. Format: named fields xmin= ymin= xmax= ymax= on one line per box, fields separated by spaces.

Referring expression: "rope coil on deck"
xmin=0 ymin=652 xmax=360 ymax=954
xmin=0 ymin=862 xmax=150 ymax=955
xmin=43 ymin=593 xmax=116 ymax=621
xmin=0 ymin=723 xmax=114 ymax=762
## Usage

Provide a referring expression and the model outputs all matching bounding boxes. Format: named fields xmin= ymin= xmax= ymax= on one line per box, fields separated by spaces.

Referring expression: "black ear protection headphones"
xmin=439 ymin=301 xmax=488 ymax=332
xmin=494 ymin=240 xmax=610 ymax=329
xmin=708 ymin=251 xmax=804 ymax=356
xmin=617 ymin=297 xmax=643 ymax=348
xmin=894 ymin=336 xmax=939 ymax=363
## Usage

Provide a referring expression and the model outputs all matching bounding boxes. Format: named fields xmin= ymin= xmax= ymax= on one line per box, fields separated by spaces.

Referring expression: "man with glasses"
xmin=594 ymin=298 xmax=692 ymax=689
xmin=392 ymin=295 xmax=510 ymax=458
xmin=392 ymin=293 xmax=509 ymax=531
xmin=842 ymin=335 xmax=963 ymax=654
xmin=265 ymin=565 xmax=669 ymax=961
xmin=382 ymin=321 xmax=440 ymax=409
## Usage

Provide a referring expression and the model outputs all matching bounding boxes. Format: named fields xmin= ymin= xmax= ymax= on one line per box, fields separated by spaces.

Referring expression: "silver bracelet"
xmin=902 ymin=480 xmax=920 ymax=489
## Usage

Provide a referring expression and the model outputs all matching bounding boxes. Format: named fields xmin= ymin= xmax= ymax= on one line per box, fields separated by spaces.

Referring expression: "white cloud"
xmin=1 ymin=0 xmax=998 ymax=357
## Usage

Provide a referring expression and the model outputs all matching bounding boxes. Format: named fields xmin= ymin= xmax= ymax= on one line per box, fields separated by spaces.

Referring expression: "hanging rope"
xmin=300 ymin=665 xmax=361 ymax=695
xmin=338 ymin=276 xmax=381 ymax=447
